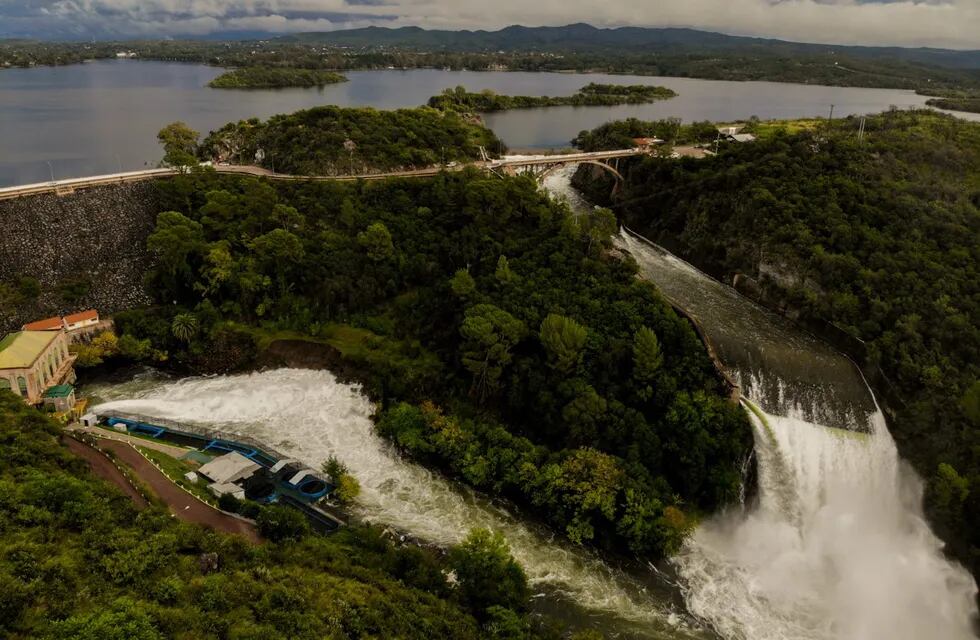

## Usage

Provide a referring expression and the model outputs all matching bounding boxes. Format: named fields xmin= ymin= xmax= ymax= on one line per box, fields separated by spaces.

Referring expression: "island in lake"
xmin=208 ymin=67 xmax=348 ymax=89
xmin=427 ymin=83 xmax=677 ymax=112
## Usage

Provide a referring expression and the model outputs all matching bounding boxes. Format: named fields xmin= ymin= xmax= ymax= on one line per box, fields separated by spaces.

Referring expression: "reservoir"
xmin=1 ymin=59 xmax=974 ymax=187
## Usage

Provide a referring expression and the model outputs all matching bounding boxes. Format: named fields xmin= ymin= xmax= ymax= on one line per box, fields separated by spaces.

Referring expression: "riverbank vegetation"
xmin=3 ymin=32 xmax=979 ymax=93
xmin=208 ymin=67 xmax=347 ymax=89
xmin=194 ymin=105 xmax=503 ymax=174
xmin=109 ymin=165 xmax=750 ymax=560
xmin=917 ymin=89 xmax=980 ymax=114
xmin=0 ymin=391 xmax=570 ymax=639
xmin=428 ymin=83 xmax=676 ymax=112
xmin=576 ymin=109 xmax=980 ymax=579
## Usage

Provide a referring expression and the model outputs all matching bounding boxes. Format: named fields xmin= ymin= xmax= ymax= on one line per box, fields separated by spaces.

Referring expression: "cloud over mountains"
xmin=0 ymin=0 xmax=974 ymax=49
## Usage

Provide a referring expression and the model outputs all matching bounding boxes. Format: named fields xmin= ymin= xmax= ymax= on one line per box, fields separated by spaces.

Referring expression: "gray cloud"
xmin=0 ymin=0 xmax=975 ymax=49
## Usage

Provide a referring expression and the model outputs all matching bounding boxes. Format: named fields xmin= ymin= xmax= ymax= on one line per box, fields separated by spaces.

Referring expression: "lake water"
xmin=0 ymin=59 xmax=973 ymax=187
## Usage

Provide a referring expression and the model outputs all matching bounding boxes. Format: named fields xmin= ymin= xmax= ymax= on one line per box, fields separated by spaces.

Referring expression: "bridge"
xmin=0 ymin=148 xmax=648 ymax=201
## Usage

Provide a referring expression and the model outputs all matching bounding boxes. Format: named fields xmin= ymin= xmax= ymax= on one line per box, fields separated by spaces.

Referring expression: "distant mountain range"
xmin=278 ymin=23 xmax=980 ymax=70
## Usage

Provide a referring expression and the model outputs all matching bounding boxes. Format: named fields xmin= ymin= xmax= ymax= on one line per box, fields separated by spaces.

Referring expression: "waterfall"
xmin=543 ymin=165 xmax=979 ymax=639
xmin=617 ymin=230 xmax=979 ymax=640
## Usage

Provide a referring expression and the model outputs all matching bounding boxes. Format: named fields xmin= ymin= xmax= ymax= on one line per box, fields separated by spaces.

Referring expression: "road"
xmin=64 ymin=434 xmax=149 ymax=508
xmin=0 ymin=148 xmax=649 ymax=201
xmin=65 ymin=432 xmax=261 ymax=542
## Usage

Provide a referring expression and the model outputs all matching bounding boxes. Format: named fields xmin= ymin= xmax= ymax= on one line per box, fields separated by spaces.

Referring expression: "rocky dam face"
xmin=0 ymin=182 xmax=163 ymax=331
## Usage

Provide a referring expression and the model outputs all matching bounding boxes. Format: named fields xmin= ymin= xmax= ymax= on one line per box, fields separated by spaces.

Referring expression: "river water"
xmin=84 ymin=164 xmax=979 ymax=639
xmin=3 ymin=59 xmax=977 ymax=187
xmin=87 ymin=369 xmax=711 ymax=640
xmin=547 ymin=165 xmax=978 ymax=638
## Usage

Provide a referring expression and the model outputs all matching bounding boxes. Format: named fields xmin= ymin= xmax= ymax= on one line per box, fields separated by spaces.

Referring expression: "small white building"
xmin=208 ymin=482 xmax=246 ymax=500
xmin=197 ymin=452 xmax=261 ymax=485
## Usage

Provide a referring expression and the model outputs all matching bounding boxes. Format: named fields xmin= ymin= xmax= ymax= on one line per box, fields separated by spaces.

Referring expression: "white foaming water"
xmin=541 ymin=168 xmax=979 ymax=639
xmin=675 ymin=402 xmax=978 ymax=640
xmin=90 ymin=368 xmax=707 ymax=640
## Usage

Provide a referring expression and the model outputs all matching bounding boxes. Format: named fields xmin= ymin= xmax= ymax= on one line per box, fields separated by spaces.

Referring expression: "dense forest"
xmin=572 ymin=117 xmax=723 ymax=151
xmin=195 ymin=106 xmax=504 ymax=174
xmin=208 ymin=67 xmax=347 ymax=89
xmin=427 ymin=84 xmax=676 ymax=112
xmin=102 ymin=163 xmax=751 ymax=560
xmin=576 ymin=110 xmax=980 ymax=579
xmin=0 ymin=392 xmax=578 ymax=639
xmin=3 ymin=32 xmax=979 ymax=93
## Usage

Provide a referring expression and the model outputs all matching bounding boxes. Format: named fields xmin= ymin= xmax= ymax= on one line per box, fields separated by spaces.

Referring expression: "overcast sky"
xmin=0 ymin=0 xmax=976 ymax=49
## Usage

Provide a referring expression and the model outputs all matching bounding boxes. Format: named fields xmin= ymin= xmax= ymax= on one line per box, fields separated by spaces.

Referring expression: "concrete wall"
xmin=0 ymin=182 xmax=162 ymax=332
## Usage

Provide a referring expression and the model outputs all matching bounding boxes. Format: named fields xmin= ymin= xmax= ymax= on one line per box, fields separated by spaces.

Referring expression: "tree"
xmin=146 ymin=211 xmax=206 ymax=298
xmin=256 ymin=505 xmax=310 ymax=542
xmin=961 ymin=380 xmax=980 ymax=426
xmin=321 ymin=456 xmax=360 ymax=504
xmin=632 ymin=326 xmax=664 ymax=400
xmin=494 ymin=255 xmax=517 ymax=284
xmin=357 ymin=222 xmax=394 ymax=262
xmin=451 ymin=269 xmax=477 ymax=298
xmin=250 ymin=228 xmax=305 ymax=296
xmin=539 ymin=314 xmax=588 ymax=373
xmin=170 ymin=314 xmax=199 ymax=343
xmin=459 ymin=304 xmax=525 ymax=401
xmin=157 ymin=122 xmax=200 ymax=169
xmin=582 ymin=207 xmax=618 ymax=253
xmin=449 ymin=528 xmax=529 ymax=619
xmin=51 ymin=597 xmax=164 ymax=640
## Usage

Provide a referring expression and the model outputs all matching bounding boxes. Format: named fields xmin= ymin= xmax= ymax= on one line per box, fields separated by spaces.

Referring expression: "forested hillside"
xmin=587 ymin=110 xmax=980 ymax=577
xmin=107 ymin=167 xmax=750 ymax=559
xmin=0 ymin=393 xmax=553 ymax=639
xmin=197 ymin=106 xmax=503 ymax=174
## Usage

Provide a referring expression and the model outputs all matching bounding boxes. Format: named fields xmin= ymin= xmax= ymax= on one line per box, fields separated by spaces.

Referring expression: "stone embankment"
xmin=0 ymin=182 xmax=161 ymax=332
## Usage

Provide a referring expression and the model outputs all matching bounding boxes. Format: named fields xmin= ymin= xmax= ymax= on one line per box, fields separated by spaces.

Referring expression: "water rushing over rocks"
xmin=88 ymin=369 xmax=709 ymax=640
xmin=618 ymin=229 xmax=979 ymax=640
xmin=546 ymin=167 xmax=978 ymax=639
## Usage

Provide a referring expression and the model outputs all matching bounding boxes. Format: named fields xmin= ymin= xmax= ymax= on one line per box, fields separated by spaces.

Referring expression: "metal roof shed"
xmin=197 ymin=452 xmax=261 ymax=485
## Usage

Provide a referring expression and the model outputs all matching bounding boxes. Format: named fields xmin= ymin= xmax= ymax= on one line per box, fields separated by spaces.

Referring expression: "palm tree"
xmin=171 ymin=313 xmax=199 ymax=343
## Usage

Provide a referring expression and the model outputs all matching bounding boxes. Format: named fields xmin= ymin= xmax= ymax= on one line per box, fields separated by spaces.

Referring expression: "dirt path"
xmin=97 ymin=439 xmax=261 ymax=543
xmin=64 ymin=435 xmax=149 ymax=508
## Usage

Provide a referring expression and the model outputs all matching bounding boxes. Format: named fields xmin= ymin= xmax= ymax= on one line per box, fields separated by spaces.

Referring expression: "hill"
xmin=279 ymin=23 xmax=980 ymax=70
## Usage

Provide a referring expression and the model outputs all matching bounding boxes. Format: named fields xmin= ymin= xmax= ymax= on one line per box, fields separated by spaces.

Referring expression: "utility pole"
xmin=828 ymin=104 xmax=835 ymax=124
xmin=46 ymin=161 xmax=54 ymax=183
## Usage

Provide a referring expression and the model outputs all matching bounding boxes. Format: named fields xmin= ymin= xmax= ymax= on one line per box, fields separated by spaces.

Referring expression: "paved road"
xmin=97 ymin=438 xmax=261 ymax=543
xmin=64 ymin=435 xmax=149 ymax=508
xmin=0 ymin=148 xmax=649 ymax=200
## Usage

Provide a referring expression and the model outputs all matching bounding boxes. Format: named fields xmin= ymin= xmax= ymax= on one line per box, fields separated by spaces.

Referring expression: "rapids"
xmin=88 ymin=369 xmax=708 ymax=640
xmin=546 ymin=165 xmax=978 ymax=639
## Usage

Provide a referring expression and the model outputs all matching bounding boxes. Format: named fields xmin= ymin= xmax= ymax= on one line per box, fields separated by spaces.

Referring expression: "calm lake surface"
xmin=1 ymin=59 xmax=973 ymax=187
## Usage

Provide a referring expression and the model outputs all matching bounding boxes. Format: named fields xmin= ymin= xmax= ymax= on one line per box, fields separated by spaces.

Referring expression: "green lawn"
xmin=137 ymin=446 xmax=217 ymax=506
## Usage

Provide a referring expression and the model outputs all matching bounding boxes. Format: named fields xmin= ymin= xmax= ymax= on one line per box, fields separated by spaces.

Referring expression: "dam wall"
xmin=0 ymin=182 xmax=163 ymax=332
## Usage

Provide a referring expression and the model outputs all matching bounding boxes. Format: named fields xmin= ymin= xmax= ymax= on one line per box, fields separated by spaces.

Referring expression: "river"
xmin=86 ymin=368 xmax=711 ymax=640
xmin=3 ymin=59 xmax=977 ymax=187
xmin=83 ymin=163 xmax=978 ymax=639
xmin=547 ymin=168 xmax=978 ymax=638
